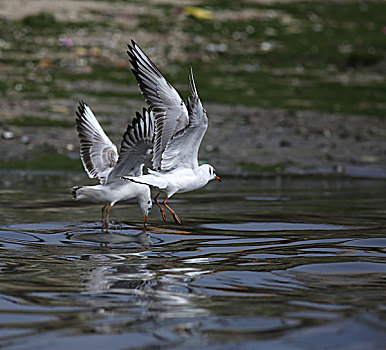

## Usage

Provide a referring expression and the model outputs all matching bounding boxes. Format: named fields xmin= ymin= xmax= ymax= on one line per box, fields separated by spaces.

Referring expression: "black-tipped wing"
xmin=160 ymin=68 xmax=208 ymax=171
xmin=107 ymin=108 xmax=154 ymax=181
xmin=76 ymin=101 xmax=118 ymax=184
xmin=187 ymin=67 xmax=208 ymax=128
xmin=127 ymin=40 xmax=189 ymax=170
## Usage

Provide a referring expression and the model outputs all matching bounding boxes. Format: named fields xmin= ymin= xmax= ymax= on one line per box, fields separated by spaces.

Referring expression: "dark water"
xmin=0 ymin=171 xmax=385 ymax=349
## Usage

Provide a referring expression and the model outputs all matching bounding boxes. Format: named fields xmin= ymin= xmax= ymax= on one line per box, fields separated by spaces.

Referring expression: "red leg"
xmin=101 ymin=203 xmax=107 ymax=229
xmin=143 ymin=214 xmax=148 ymax=229
xmin=105 ymin=205 xmax=112 ymax=232
xmin=143 ymin=214 xmax=148 ymax=232
xmin=163 ymin=197 xmax=182 ymax=225
xmin=154 ymin=193 xmax=167 ymax=222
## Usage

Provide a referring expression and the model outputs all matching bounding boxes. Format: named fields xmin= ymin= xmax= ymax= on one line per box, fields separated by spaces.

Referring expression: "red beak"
xmin=215 ymin=175 xmax=221 ymax=182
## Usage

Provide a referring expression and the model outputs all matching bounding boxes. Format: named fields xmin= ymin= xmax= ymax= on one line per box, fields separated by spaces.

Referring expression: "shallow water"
xmin=0 ymin=171 xmax=385 ymax=349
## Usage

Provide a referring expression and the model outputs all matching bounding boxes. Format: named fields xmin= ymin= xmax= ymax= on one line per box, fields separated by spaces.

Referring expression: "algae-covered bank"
xmin=0 ymin=0 xmax=385 ymax=176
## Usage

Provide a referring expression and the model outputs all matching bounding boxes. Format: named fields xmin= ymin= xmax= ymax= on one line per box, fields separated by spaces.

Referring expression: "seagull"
xmin=72 ymin=101 xmax=154 ymax=231
xmin=121 ymin=40 xmax=221 ymax=225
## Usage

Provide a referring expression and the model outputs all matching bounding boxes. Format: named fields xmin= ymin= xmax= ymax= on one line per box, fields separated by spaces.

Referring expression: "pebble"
xmin=2 ymin=131 xmax=14 ymax=140
xmin=205 ymin=144 xmax=214 ymax=152
xmin=323 ymin=128 xmax=332 ymax=138
xmin=66 ymin=143 xmax=74 ymax=151
xmin=296 ymin=126 xmax=308 ymax=136
xmin=360 ymin=155 xmax=379 ymax=164
xmin=333 ymin=164 xmax=346 ymax=173
xmin=21 ymin=135 xmax=30 ymax=144
xmin=279 ymin=140 xmax=291 ymax=148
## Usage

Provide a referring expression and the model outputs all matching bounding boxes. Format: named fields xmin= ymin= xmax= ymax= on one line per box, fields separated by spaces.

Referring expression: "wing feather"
xmin=160 ymin=68 xmax=208 ymax=171
xmin=127 ymin=40 xmax=189 ymax=170
xmin=75 ymin=101 xmax=118 ymax=184
xmin=107 ymin=108 xmax=154 ymax=180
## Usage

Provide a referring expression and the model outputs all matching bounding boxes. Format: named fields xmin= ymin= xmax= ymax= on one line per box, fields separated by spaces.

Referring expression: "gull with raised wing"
xmin=72 ymin=101 xmax=154 ymax=231
xmin=121 ymin=40 xmax=221 ymax=225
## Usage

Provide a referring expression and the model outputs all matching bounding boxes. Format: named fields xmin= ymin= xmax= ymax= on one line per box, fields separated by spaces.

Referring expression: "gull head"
xmin=138 ymin=187 xmax=153 ymax=225
xmin=200 ymin=164 xmax=221 ymax=183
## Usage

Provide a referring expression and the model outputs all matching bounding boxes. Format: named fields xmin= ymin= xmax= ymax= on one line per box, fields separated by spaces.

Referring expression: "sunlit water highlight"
xmin=0 ymin=172 xmax=385 ymax=349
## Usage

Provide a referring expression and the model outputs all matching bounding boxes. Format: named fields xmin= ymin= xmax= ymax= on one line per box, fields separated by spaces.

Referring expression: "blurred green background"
xmin=0 ymin=0 xmax=385 ymax=172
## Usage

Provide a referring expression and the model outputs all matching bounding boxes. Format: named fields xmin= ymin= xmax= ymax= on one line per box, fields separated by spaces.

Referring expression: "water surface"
xmin=0 ymin=172 xmax=385 ymax=349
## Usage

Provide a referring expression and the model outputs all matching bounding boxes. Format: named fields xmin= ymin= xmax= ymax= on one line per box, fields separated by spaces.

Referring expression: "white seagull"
xmin=72 ymin=101 xmax=154 ymax=231
xmin=121 ymin=40 xmax=221 ymax=225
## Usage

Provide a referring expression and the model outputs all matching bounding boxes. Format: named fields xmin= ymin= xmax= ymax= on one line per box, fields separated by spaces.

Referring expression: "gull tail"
xmin=71 ymin=186 xmax=83 ymax=199
xmin=72 ymin=185 xmax=100 ymax=200
xmin=121 ymin=174 xmax=167 ymax=189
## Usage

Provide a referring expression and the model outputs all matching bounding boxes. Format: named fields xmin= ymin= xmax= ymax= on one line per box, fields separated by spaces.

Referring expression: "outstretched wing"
xmin=75 ymin=101 xmax=118 ymax=184
xmin=127 ymin=40 xmax=189 ymax=170
xmin=160 ymin=68 xmax=208 ymax=171
xmin=107 ymin=108 xmax=154 ymax=181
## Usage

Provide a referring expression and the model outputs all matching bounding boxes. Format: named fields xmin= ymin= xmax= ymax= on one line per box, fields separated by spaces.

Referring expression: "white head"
xmin=200 ymin=164 xmax=221 ymax=183
xmin=138 ymin=187 xmax=152 ymax=225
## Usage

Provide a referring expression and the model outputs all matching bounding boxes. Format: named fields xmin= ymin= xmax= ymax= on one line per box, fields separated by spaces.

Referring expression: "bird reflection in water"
xmin=75 ymin=253 xmax=209 ymax=335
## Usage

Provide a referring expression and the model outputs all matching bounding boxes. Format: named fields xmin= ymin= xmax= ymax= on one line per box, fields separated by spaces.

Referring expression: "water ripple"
xmin=0 ymin=174 xmax=385 ymax=349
